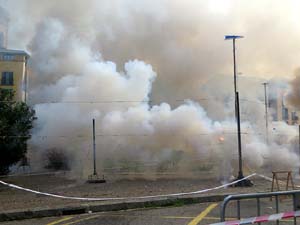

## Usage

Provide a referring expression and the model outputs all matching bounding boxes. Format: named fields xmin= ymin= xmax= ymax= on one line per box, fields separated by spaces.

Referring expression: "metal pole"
xmin=233 ymin=39 xmax=238 ymax=125
xmin=233 ymin=38 xmax=237 ymax=94
xmin=93 ymin=119 xmax=97 ymax=175
xmin=232 ymin=39 xmax=243 ymax=179
xmin=236 ymin=92 xmax=243 ymax=178
xmin=225 ymin=35 xmax=251 ymax=186
xmin=299 ymin=125 xmax=300 ymax=175
xmin=263 ymin=83 xmax=269 ymax=145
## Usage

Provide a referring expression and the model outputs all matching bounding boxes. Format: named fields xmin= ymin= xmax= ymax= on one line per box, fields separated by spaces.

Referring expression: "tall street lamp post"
xmin=225 ymin=35 xmax=252 ymax=187
xmin=262 ymin=82 xmax=269 ymax=145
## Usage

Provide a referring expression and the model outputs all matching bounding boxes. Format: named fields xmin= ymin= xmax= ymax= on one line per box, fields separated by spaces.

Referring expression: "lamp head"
xmin=225 ymin=35 xmax=244 ymax=40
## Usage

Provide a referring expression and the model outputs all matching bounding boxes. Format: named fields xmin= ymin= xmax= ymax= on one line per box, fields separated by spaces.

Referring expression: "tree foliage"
xmin=0 ymin=89 xmax=36 ymax=175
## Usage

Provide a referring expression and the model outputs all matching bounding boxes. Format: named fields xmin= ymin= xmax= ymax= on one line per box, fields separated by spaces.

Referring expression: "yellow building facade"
xmin=0 ymin=48 xmax=29 ymax=102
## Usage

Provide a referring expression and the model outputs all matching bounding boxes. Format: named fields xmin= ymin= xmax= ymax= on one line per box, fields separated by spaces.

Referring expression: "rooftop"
xmin=0 ymin=47 xmax=29 ymax=58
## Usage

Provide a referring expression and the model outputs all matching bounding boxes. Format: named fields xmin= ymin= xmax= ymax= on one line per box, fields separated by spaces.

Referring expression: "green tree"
xmin=0 ymin=89 xmax=36 ymax=175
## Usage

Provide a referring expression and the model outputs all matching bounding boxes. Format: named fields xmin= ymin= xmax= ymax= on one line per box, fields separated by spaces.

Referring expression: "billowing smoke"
xmin=1 ymin=0 xmax=300 ymax=178
xmin=0 ymin=6 xmax=9 ymax=48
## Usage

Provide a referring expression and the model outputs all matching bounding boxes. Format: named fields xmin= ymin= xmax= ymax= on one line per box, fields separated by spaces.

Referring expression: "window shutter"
xmin=1 ymin=72 xmax=5 ymax=85
xmin=9 ymin=72 xmax=13 ymax=85
xmin=1 ymin=72 xmax=14 ymax=85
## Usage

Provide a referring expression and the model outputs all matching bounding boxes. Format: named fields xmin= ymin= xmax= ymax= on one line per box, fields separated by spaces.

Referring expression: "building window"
xmin=282 ymin=107 xmax=289 ymax=122
xmin=0 ymin=54 xmax=15 ymax=61
xmin=1 ymin=72 xmax=14 ymax=86
xmin=292 ymin=111 xmax=298 ymax=124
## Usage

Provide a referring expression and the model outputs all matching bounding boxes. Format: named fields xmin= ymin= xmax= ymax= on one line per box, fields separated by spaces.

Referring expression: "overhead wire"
xmin=0 ymin=132 xmax=298 ymax=139
xmin=0 ymin=96 xmax=265 ymax=105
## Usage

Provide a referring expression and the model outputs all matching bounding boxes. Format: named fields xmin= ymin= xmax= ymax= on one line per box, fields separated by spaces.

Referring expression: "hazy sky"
xmin=1 ymin=0 xmax=300 ymax=79
xmin=1 ymin=0 xmax=300 ymax=122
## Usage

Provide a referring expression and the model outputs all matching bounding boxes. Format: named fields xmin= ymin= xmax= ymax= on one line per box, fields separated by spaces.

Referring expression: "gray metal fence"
xmin=221 ymin=190 xmax=300 ymax=225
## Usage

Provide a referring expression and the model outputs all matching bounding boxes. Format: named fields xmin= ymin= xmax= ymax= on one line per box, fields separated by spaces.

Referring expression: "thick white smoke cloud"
xmin=1 ymin=0 xmax=299 ymax=177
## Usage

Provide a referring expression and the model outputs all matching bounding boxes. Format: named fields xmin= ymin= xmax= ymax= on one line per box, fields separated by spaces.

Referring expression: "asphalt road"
xmin=1 ymin=199 xmax=297 ymax=225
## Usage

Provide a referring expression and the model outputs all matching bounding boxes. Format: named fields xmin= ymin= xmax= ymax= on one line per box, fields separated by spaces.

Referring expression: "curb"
xmin=0 ymin=194 xmax=226 ymax=222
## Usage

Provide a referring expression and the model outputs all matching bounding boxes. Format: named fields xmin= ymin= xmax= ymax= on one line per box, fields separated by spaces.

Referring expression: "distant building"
xmin=0 ymin=48 xmax=30 ymax=102
xmin=0 ymin=12 xmax=30 ymax=102
xmin=269 ymin=86 xmax=299 ymax=125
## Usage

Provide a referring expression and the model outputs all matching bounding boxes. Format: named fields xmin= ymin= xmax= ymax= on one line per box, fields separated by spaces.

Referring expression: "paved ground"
xmin=1 ymin=200 xmax=297 ymax=225
xmin=0 ymin=171 xmax=284 ymax=213
xmin=1 ymin=171 xmax=299 ymax=224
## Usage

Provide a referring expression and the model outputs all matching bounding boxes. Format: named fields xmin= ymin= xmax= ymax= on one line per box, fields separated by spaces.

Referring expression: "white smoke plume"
xmin=1 ymin=0 xmax=300 ymax=178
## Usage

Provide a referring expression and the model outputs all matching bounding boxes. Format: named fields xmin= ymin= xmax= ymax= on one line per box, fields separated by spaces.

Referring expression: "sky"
xmin=1 ymin=0 xmax=300 ymax=105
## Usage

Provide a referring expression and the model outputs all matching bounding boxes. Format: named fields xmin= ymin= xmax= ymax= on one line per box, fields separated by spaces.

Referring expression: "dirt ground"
xmin=0 ymin=171 xmax=298 ymax=212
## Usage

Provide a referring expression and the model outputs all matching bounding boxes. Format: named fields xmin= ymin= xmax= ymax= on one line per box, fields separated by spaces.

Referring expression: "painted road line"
xmin=58 ymin=212 xmax=216 ymax=224
xmin=188 ymin=203 xmax=219 ymax=225
xmin=205 ymin=216 xmax=295 ymax=223
xmin=61 ymin=215 xmax=101 ymax=225
xmin=162 ymin=216 xmax=195 ymax=219
xmin=61 ymin=214 xmax=194 ymax=223
xmin=205 ymin=216 xmax=235 ymax=221
xmin=99 ymin=214 xmax=193 ymax=219
xmin=98 ymin=214 xmax=195 ymax=220
xmin=46 ymin=216 xmax=74 ymax=225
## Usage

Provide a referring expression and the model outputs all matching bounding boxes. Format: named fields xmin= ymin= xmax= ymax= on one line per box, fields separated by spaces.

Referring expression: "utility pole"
xmin=225 ymin=35 xmax=252 ymax=187
xmin=236 ymin=92 xmax=243 ymax=178
xmin=87 ymin=119 xmax=106 ymax=183
xmin=299 ymin=125 xmax=300 ymax=175
xmin=262 ymin=82 xmax=269 ymax=145
xmin=93 ymin=118 xmax=97 ymax=176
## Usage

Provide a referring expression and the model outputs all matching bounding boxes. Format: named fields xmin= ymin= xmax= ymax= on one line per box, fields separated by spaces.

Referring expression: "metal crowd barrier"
xmin=221 ymin=190 xmax=300 ymax=225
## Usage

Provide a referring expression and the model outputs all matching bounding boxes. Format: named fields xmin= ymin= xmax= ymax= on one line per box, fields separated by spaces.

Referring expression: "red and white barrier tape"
xmin=0 ymin=173 xmax=256 ymax=201
xmin=209 ymin=210 xmax=300 ymax=225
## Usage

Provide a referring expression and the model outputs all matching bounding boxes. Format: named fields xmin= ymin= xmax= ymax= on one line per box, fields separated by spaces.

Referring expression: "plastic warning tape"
xmin=209 ymin=210 xmax=300 ymax=225
xmin=0 ymin=173 xmax=256 ymax=201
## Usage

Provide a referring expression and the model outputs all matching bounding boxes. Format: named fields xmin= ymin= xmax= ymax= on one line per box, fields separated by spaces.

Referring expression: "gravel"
xmin=0 ymin=171 xmax=296 ymax=212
